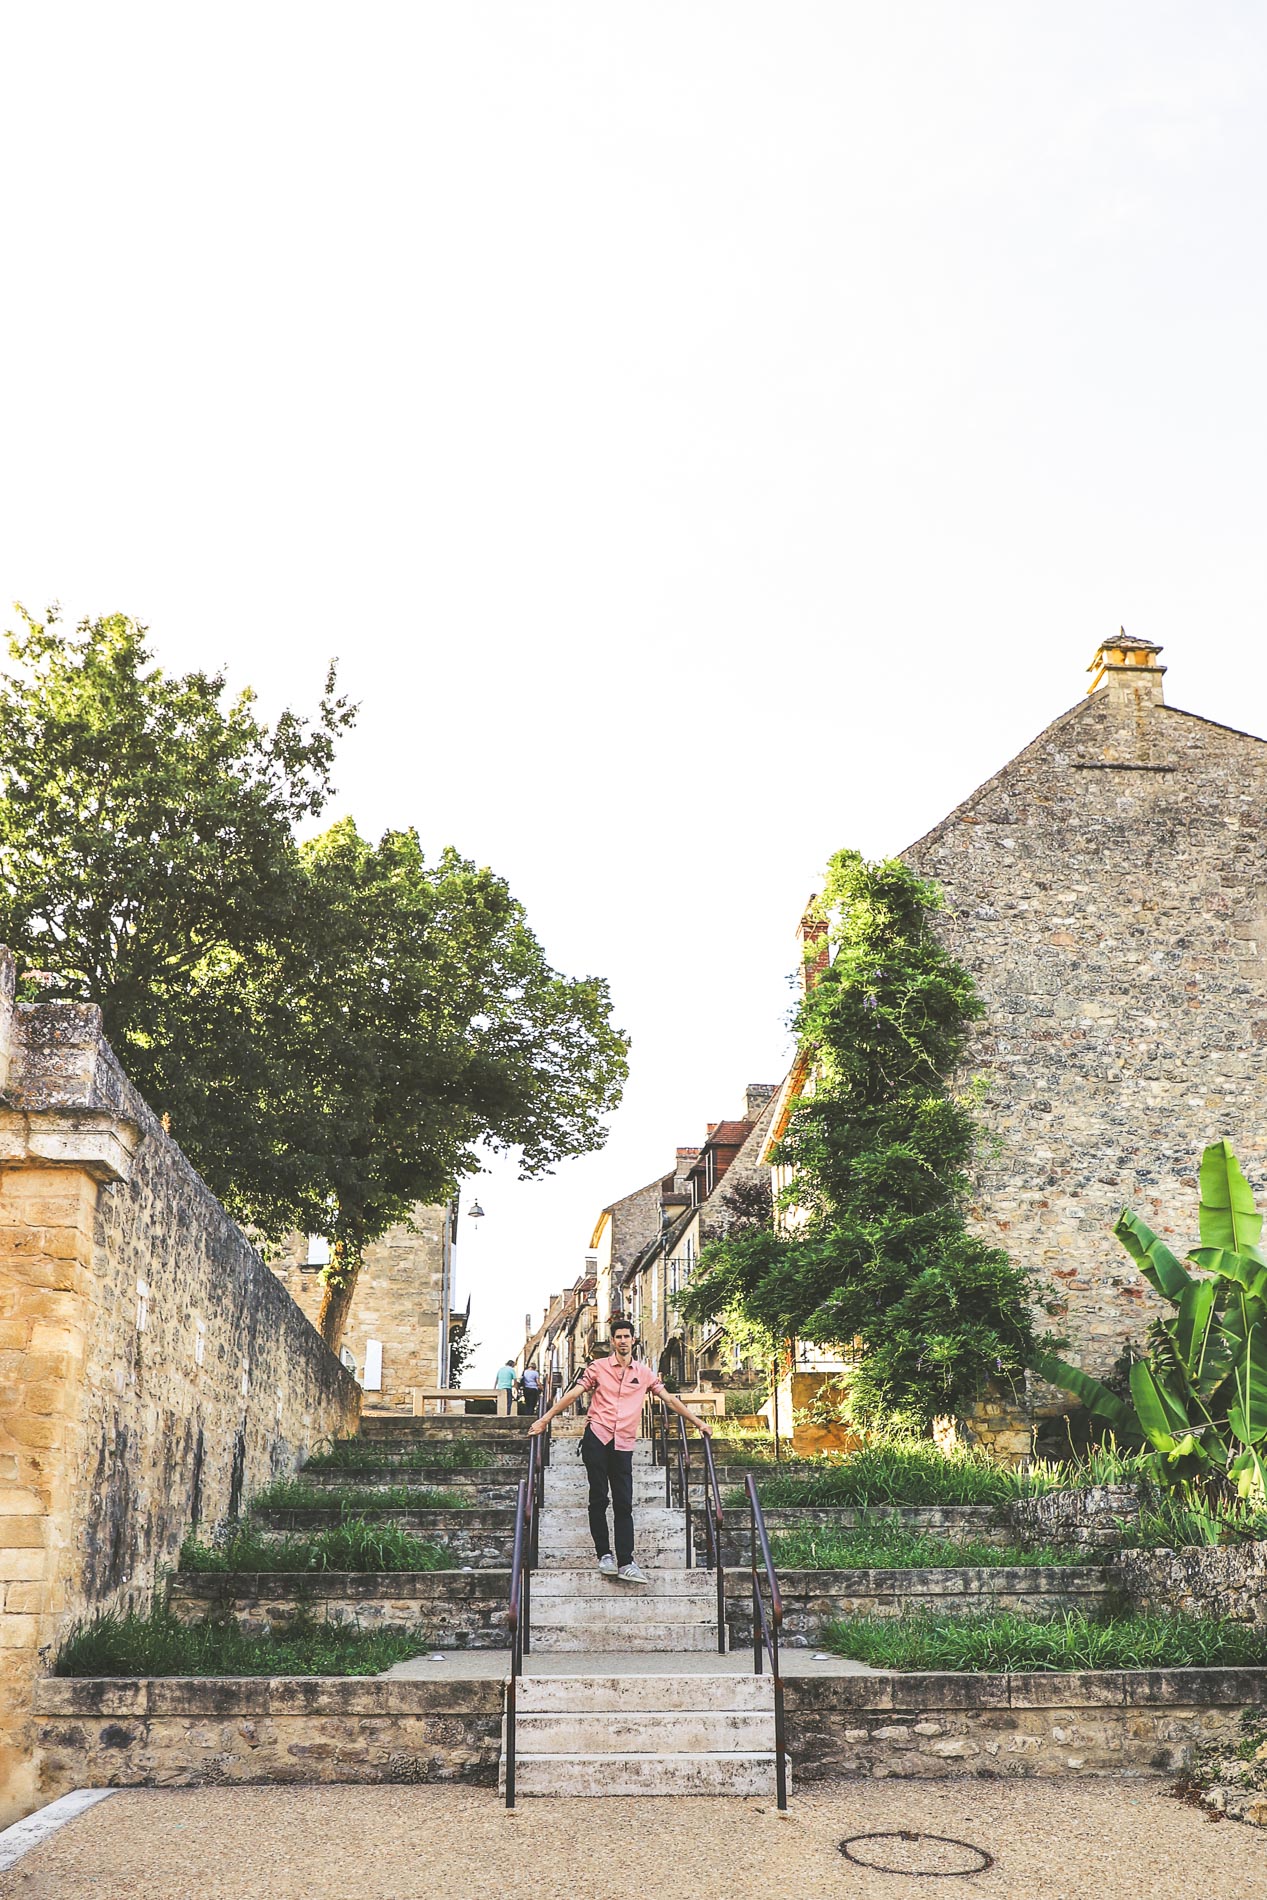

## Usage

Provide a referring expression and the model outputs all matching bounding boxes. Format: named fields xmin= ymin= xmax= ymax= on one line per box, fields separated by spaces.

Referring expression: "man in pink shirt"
xmin=529 ymin=1318 xmax=711 ymax=1583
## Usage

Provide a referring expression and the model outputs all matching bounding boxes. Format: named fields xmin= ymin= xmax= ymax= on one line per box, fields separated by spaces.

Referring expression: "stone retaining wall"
xmin=251 ymin=1508 xmax=517 ymax=1564
xmin=33 ymin=1666 xmax=1267 ymax=1797
xmin=1006 ymin=1486 xmax=1141 ymax=1550
xmin=1115 ymin=1541 xmax=1267 ymax=1626
xmin=32 ymin=1677 xmax=503 ymax=1795
xmin=783 ymin=1666 xmax=1267 ymax=1780
xmin=723 ymin=1565 xmax=1112 ymax=1643
xmin=697 ymin=1504 xmax=1012 ymax=1565
xmin=169 ymin=1569 xmax=512 ymax=1645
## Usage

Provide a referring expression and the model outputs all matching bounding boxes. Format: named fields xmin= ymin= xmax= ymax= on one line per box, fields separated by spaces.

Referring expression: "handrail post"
xmin=506 ymin=1474 xmax=528 ymax=1808
xmin=749 ymin=1481 xmax=761 ymax=1675
xmin=677 ymin=1415 xmax=693 ymax=1568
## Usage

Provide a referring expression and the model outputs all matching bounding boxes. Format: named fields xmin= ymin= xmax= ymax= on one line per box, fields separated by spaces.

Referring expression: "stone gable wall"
xmin=0 ymin=950 xmax=359 ymax=1821
xmin=904 ymin=683 xmax=1267 ymax=1442
xmin=270 ymin=1205 xmax=453 ymax=1414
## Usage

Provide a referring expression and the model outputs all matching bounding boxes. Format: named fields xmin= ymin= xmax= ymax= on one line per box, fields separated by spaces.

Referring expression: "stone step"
xmin=500 ymin=1751 xmax=777 ymax=1795
xmin=531 ymin=1569 xmax=715 ymax=1599
xmin=514 ymin=1711 xmax=770 ymax=1753
xmin=514 ymin=1673 xmax=773 ymax=1714
xmin=527 ymin=1622 xmax=724 ymax=1653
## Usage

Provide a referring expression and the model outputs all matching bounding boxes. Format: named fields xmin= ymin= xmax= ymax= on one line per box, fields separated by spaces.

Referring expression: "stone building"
xmin=269 ymin=1203 xmax=459 ymax=1414
xmin=775 ymin=635 xmax=1267 ymax=1450
xmin=619 ymin=1085 xmax=779 ymax=1387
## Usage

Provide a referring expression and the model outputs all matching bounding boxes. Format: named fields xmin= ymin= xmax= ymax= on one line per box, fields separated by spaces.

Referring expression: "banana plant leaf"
xmin=1188 ymin=1247 xmax=1267 ymax=1304
xmin=1171 ymin=1278 xmax=1236 ymax=1398
xmin=1228 ymin=1320 xmax=1267 ymax=1449
xmin=1129 ymin=1358 xmax=1193 ymax=1447
xmin=1198 ymin=1140 xmax=1264 ymax=1256
xmin=1113 ymin=1208 xmax=1193 ymax=1303
xmin=1229 ymin=1446 xmax=1267 ymax=1502
xmin=1032 ymin=1351 xmax=1142 ymax=1441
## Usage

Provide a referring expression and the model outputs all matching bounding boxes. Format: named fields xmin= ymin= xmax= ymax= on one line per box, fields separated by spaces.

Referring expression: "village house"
xmin=269 ymin=1203 xmax=462 ymax=1413
xmin=771 ymin=635 xmax=1267 ymax=1453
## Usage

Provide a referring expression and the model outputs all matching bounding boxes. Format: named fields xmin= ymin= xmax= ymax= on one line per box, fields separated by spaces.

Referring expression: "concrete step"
xmin=515 ymin=1674 xmax=773 ymax=1714
xmin=515 ymin=1711 xmax=770 ymax=1753
xmin=500 ymin=1751 xmax=777 ymax=1796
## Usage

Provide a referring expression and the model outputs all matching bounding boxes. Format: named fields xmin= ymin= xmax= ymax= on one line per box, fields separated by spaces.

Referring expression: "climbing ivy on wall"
xmin=681 ymin=849 xmax=1040 ymax=1425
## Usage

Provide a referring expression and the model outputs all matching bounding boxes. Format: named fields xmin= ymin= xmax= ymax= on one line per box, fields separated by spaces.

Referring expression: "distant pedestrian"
xmin=519 ymin=1363 xmax=541 ymax=1416
xmin=494 ymin=1360 xmax=517 ymax=1416
xmin=529 ymin=1318 xmax=711 ymax=1583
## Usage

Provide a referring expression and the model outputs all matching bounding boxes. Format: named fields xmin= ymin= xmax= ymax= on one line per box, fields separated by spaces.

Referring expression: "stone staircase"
xmin=502 ymin=1440 xmax=783 ymax=1797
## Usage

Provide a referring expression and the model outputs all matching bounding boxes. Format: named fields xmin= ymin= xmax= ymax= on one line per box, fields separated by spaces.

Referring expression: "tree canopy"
xmin=0 ymin=608 xmax=629 ymax=1345
xmin=681 ymin=848 xmax=1039 ymax=1425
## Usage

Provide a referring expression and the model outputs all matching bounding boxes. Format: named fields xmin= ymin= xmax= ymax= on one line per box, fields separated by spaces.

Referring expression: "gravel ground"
xmin=2 ymin=1780 xmax=1264 ymax=1900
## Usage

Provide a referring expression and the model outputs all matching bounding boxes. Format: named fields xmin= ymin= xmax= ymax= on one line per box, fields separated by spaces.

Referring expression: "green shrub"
xmin=729 ymin=1435 xmax=1024 ymax=1507
xmin=55 ymin=1603 xmax=428 ymax=1677
xmin=179 ymin=1519 xmax=452 ymax=1573
xmin=820 ymin=1608 xmax=1267 ymax=1672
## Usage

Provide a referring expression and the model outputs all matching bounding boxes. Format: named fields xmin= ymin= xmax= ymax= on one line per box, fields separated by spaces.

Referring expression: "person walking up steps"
xmin=529 ymin=1318 xmax=711 ymax=1584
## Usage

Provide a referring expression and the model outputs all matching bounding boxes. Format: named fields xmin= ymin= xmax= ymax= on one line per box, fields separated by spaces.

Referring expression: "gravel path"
xmin=2 ymin=1780 xmax=1264 ymax=1899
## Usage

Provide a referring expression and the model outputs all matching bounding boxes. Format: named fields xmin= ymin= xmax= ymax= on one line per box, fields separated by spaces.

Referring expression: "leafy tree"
xmin=682 ymin=849 xmax=1039 ymax=1425
xmin=0 ymin=609 xmax=630 ymax=1348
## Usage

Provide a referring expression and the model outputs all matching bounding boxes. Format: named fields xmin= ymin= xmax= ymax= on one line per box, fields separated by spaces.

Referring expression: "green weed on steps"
xmin=727 ymin=1434 xmax=1152 ymax=1508
xmin=768 ymin=1522 xmax=1091 ymax=1571
xmin=301 ymin=1439 xmax=495 ymax=1473
xmin=821 ymin=1608 xmax=1267 ymax=1672
xmin=55 ymin=1603 xmax=429 ymax=1677
xmin=248 ymin=1480 xmax=465 ymax=1513
xmin=179 ymin=1519 xmax=452 ymax=1573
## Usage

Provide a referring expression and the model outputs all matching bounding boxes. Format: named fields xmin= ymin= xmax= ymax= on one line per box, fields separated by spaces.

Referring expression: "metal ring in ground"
xmin=839 ymin=1831 xmax=995 ymax=1877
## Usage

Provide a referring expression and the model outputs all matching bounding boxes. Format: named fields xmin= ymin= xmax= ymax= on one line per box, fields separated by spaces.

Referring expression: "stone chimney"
xmin=797 ymin=903 xmax=829 ymax=994
xmin=743 ymin=1083 xmax=778 ymax=1121
xmin=1087 ymin=632 xmax=1166 ymax=709
xmin=673 ymin=1147 xmax=700 ymax=1193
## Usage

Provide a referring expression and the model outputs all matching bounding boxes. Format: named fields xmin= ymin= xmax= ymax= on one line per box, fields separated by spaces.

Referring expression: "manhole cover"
xmin=840 ymin=1831 xmax=994 ymax=1877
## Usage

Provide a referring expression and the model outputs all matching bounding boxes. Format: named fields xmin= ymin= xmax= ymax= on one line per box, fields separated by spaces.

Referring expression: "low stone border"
xmin=724 ymin=1565 xmax=1114 ymax=1643
xmin=33 ymin=1667 xmax=1267 ymax=1799
xmin=249 ymin=1507 xmax=517 ymax=1564
xmin=784 ymin=1666 xmax=1267 ymax=1781
xmin=168 ymin=1569 xmax=513 ymax=1644
xmin=33 ymin=1678 xmax=503 ymax=1796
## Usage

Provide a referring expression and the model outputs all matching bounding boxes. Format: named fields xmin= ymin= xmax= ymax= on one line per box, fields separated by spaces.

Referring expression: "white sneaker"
xmin=597 ymin=1553 xmax=618 ymax=1577
xmin=616 ymin=1562 xmax=648 ymax=1585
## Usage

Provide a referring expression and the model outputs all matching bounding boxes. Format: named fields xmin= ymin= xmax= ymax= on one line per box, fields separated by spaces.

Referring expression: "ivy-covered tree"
xmin=0 ymin=608 xmax=629 ymax=1349
xmin=682 ymin=849 xmax=1040 ymax=1424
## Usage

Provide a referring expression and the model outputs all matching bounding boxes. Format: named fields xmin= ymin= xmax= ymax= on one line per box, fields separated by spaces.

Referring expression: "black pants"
xmin=581 ymin=1425 xmax=634 ymax=1566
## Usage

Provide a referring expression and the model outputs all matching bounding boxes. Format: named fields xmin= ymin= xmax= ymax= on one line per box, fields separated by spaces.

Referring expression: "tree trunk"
xmin=316 ymin=1240 xmax=361 ymax=1356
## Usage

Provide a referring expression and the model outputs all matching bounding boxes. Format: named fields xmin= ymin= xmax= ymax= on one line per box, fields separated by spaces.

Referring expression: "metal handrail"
xmin=673 ymin=1410 xmax=693 ymax=1568
xmin=505 ymin=1400 xmax=550 ymax=1809
xmin=698 ymin=1429 xmax=727 ymax=1656
xmin=745 ymin=1472 xmax=788 ymax=1811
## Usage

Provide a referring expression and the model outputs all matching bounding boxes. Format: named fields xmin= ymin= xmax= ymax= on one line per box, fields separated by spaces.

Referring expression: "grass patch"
xmin=302 ymin=1440 xmax=494 ymax=1473
xmin=1125 ymin=1494 xmax=1267 ymax=1550
xmin=249 ymin=1480 xmax=465 ymax=1513
xmin=820 ymin=1608 xmax=1267 ymax=1672
xmin=55 ymin=1603 xmax=428 ymax=1677
xmin=180 ymin=1519 xmax=453 ymax=1573
xmin=768 ymin=1522 xmax=1089 ymax=1570
xmin=729 ymin=1434 xmax=1157 ymax=1509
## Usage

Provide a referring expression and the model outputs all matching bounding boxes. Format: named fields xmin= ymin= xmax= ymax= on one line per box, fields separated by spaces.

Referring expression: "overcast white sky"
xmin=4 ymin=5 xmax=1267 ymax=1382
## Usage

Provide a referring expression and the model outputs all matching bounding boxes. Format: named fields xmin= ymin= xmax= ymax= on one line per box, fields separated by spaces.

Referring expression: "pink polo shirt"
xmin=579 ymin=1355 xmax=664 ymax=1451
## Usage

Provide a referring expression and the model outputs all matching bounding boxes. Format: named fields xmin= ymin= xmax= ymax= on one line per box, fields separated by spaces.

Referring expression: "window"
xmin=305 ymin=1235 xmax=331 ymax=1269
xmin=135 ymin=1279 xmax=149 ymax=1334
xmin=363 ymin=1339 xmax=383 ymax=1391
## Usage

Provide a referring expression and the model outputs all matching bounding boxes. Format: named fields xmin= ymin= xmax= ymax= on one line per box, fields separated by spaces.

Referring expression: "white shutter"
xmin=363 ymin=1338 xmax=383 ymax=1391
